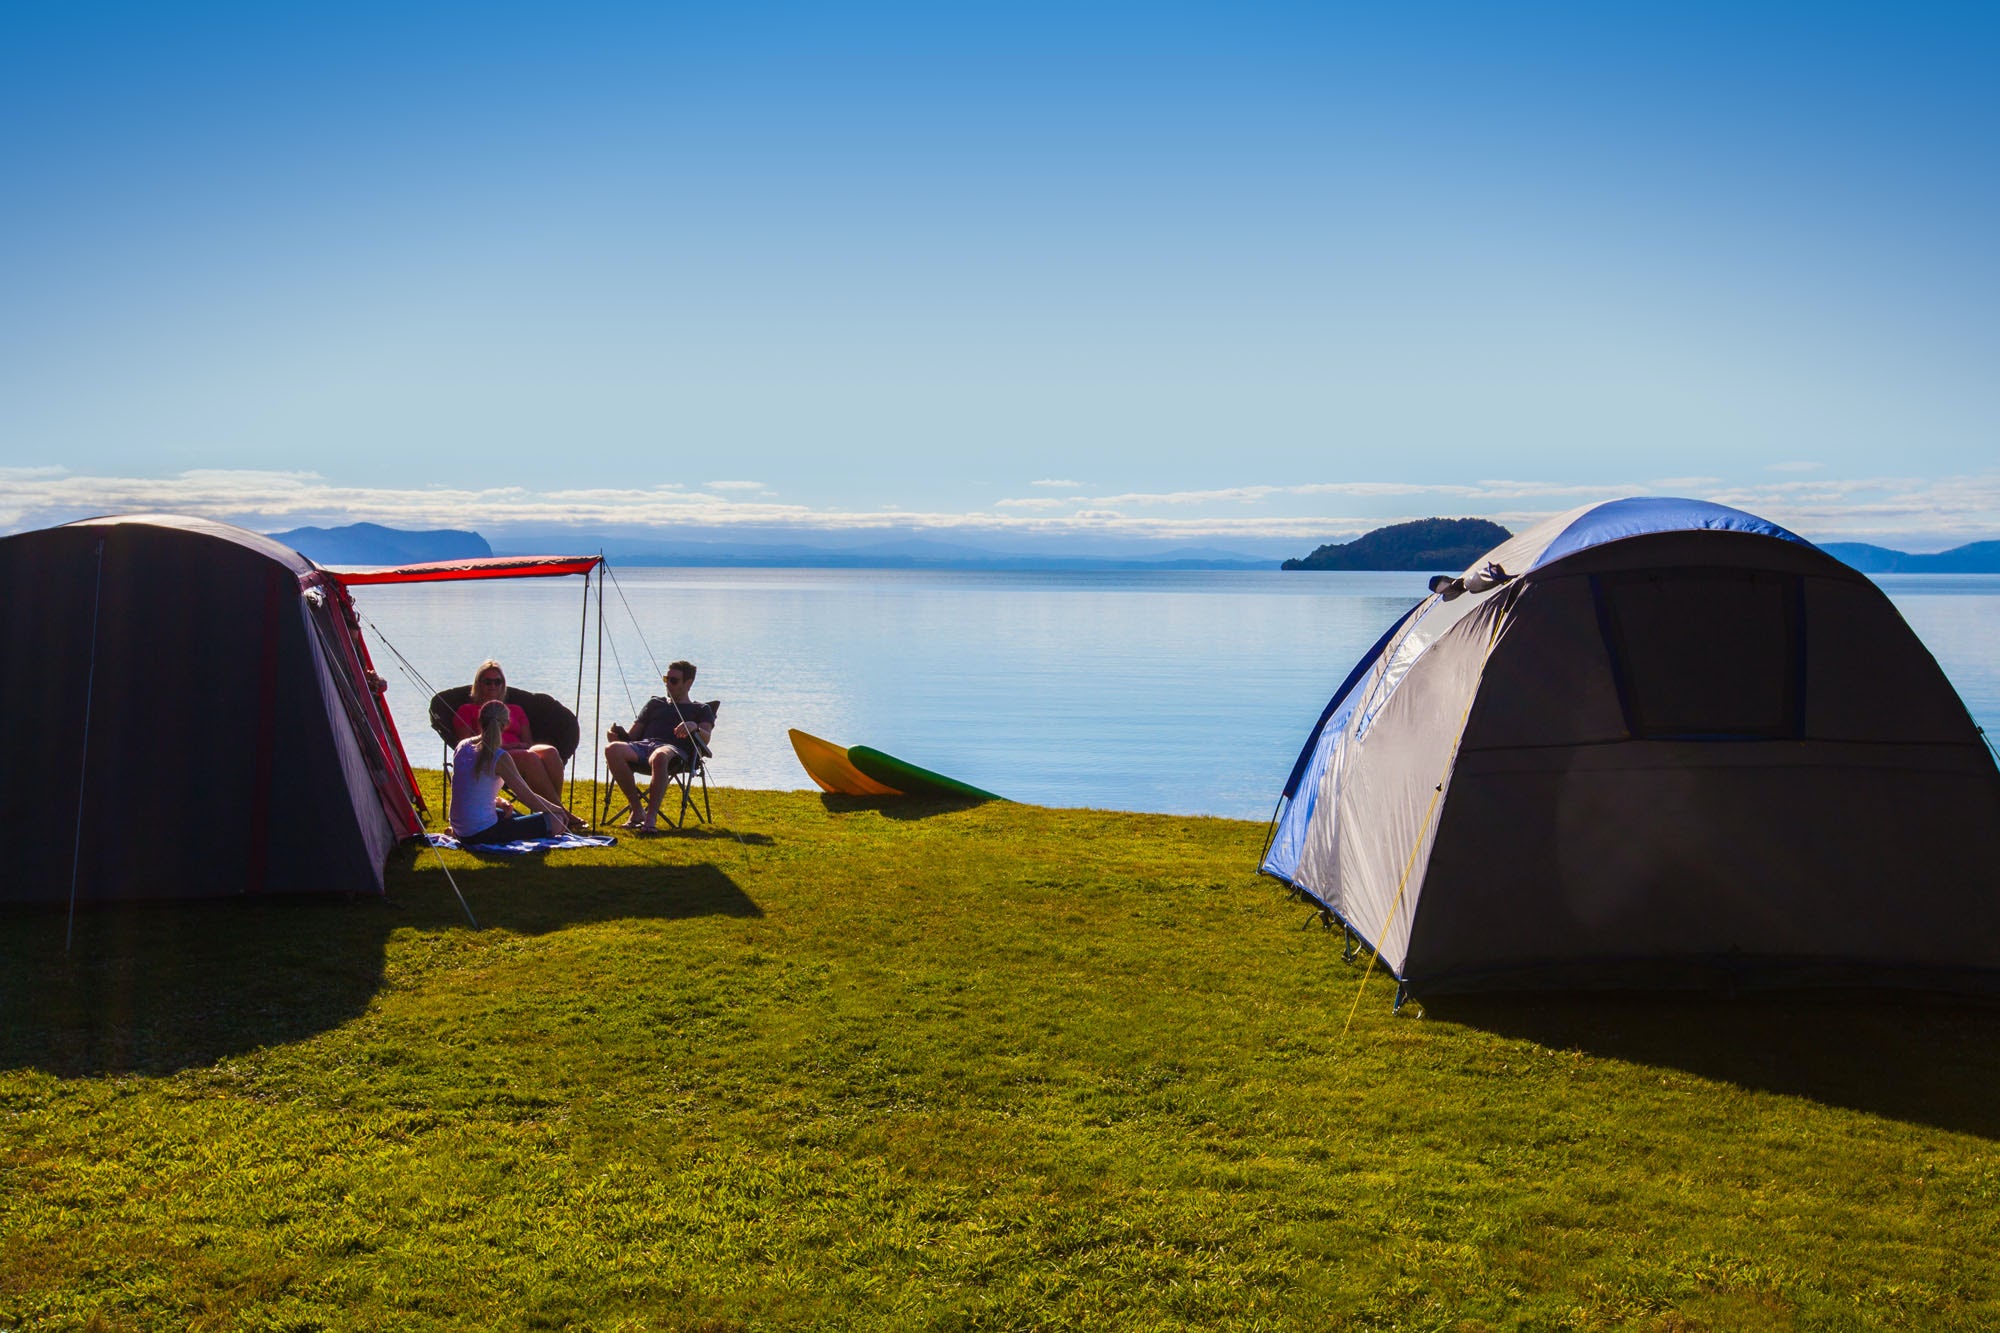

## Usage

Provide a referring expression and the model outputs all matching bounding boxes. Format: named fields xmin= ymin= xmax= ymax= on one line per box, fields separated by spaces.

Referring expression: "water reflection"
xmin=348 ymin=569 xmax=2000 ymax=820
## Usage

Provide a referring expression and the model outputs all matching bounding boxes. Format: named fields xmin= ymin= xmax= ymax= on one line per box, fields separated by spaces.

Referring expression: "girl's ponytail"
xmin=476 ymin=700 xmax=507 ymax=776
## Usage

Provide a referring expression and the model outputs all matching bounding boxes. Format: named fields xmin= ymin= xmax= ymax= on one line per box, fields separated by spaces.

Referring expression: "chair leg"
xmin=667 ymin=764 xmax=710 ymax=827
xmin=599 ymin=761 xmax=706 ymax=831
xmin=599 ymin=778 xmax=632 ymax=829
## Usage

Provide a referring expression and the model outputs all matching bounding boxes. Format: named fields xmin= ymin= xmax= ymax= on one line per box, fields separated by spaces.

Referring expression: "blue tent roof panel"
xmin=1532 ymin=497 xmax=1810 ymax=573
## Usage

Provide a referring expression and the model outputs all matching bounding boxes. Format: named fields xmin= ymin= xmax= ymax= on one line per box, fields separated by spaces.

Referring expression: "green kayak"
xmin=847 ymin=746 xmax=1005 ymax=802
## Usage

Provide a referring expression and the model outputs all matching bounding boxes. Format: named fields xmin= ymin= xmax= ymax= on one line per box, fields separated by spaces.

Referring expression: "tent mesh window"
xmin=1592 ymin=567 xmax=1803 ymax=740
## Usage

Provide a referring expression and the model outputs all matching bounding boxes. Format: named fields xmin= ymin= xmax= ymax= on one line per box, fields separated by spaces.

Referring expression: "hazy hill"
xmin=269 ymin=522 xmax=491 ymax=566
xmin=1817 ymin=540 xmax=2000 ymax=574
xmin=1283 ymin=517 xmax=1513 ymax=571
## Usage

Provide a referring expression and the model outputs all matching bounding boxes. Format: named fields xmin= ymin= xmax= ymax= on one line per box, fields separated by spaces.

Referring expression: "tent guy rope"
xmin=64 ymin=539 xmax=105 ymax=955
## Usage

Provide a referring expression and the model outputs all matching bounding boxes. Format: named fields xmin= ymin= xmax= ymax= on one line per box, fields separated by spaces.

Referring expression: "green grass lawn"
xmin=5 ymin=781 xmax=2000 ymax=1331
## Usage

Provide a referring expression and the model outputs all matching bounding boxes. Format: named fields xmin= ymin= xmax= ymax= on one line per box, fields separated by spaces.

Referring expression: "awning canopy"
xmin=330 ymin=554 xmax=603 ymax=586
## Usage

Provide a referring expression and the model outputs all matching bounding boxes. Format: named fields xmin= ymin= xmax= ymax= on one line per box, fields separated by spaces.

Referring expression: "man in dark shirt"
xmin=605 ymin=659 xmax=716 ymax=831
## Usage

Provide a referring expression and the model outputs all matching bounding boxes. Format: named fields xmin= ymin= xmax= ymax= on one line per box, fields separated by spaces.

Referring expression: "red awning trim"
xmin=330 ymin=554 xmax=603 ymax=585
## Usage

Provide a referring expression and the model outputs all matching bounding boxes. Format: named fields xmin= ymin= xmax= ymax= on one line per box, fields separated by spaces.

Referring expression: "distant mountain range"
xmin=269 ymin=524 xmax=1273 ymax=570
xmin=1283 ymin=518 xmax=1514 ymax=571
xmin=266 ymin=521 xmax=2000 ymax=575
xmin=491 ymin=535 xmax=1275 ymax=570
xmin=269 ymin=522 xmax=491 ymax=566
xmin=1816 ymin=541 xmax=2000 ymax=574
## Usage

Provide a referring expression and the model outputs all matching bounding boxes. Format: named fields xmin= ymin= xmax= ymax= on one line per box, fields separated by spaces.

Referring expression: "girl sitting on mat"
xmin=450 ymin=701 xmax=580 ymax=844
xmin=452 ymin=658 xmax=567 ymax=804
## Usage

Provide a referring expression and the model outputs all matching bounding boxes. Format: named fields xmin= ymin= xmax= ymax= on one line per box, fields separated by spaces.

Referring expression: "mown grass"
xmin=4 ymin=780 xmax=2000 ymax=1331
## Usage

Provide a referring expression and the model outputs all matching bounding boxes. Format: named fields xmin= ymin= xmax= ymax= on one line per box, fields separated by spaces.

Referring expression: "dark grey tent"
xmin=1264 ymin=498 xmax=2000 ymax=995
xmin=0 ymin=514 xmax=423 ymax=906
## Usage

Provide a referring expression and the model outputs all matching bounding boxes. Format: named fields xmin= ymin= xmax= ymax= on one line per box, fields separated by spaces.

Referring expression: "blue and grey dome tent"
xmin=1263 ymin=497 xmax=2000 ymax=997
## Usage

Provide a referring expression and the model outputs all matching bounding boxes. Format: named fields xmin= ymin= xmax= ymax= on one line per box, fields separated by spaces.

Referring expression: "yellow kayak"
xmin=788 ymin=728 xmax=900 ymax=796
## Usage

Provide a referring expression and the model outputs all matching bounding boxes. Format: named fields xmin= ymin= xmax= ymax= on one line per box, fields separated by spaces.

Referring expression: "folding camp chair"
xmin=600 ymin=700 xmax=720 ymax=831
xmin=429 ymin=685 xmax=581 ymax=814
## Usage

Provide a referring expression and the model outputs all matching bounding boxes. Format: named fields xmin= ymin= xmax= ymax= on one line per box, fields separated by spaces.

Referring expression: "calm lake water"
xmin=349 ymin=568 xmax=2000 ymax=821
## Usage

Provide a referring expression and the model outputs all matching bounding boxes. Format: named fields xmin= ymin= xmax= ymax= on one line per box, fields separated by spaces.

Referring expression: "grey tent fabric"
xmin=1263 ymin=498 xmax=2000 ymax=995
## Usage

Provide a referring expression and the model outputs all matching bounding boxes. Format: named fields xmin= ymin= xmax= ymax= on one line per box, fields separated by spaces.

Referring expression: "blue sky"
xmin=2 ymin=2 xmax=1996 ymax=549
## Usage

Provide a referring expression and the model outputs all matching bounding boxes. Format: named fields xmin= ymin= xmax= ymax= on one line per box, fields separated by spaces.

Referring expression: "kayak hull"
xmin=788 ymin=729 xmax=899 ymax=796
xmin=788 ymin=729 xmax=1004 ymax=802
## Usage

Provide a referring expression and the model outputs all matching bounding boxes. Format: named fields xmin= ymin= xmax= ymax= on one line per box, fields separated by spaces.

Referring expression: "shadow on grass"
xmin=606 ymin=825 xmax=774 ymax=845
xmin=1428 ymin=991 xmax=2000 ymax=1140
xmin=428 ymin=861 xmax=762 ymax=935
xmin=0 ymin=895 xmax=396 ymax=1078
xmin=0 ymin=859 xmax=759 ymax=1078
xmin=818 ymin=793 xmax=993 ymax=821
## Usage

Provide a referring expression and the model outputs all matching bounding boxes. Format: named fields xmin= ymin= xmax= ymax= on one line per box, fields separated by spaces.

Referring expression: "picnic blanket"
xmin=425 ymin=832 xmax=618 ymax=855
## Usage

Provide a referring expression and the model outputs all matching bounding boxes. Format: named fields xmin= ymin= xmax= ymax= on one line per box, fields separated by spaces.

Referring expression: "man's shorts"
xmin=629 ymin=738 xmax=689 ymax=771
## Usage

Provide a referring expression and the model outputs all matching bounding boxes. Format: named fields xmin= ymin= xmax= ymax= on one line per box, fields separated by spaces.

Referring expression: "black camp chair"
xmin=430 ymin=686 xmax=581 ymax=815
xmin=600 ymin=700 xmax=720 ymax=832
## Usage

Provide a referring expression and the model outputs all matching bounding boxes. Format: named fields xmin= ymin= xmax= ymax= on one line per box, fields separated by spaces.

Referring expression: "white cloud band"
xmin=1 ymin=467 xmax=1996 ymax=548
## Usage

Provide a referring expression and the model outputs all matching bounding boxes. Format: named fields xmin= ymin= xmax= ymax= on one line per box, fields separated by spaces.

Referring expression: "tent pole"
xmin=570 ymin=564 xmax=591 ymax=812
xmin=1257 ymin=793 xmax=1285 ymax=862
xmin=65 ymin=539 xmax=106 ymax=955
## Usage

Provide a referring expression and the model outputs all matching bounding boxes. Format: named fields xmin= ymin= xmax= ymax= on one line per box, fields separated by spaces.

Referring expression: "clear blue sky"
xmin=2 ymin=2 xmax=1995 ymax=548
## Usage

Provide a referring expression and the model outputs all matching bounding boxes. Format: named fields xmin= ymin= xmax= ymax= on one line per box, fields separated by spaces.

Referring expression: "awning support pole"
xmin=569 ymin=561 xmax=591 ymax=811
xmin=593 ymin=560 xmax=606 ymax=818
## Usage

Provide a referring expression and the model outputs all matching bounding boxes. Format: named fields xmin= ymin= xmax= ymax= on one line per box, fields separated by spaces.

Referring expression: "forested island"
xmin=1282 ymin=517 xmax=1513 ymax=571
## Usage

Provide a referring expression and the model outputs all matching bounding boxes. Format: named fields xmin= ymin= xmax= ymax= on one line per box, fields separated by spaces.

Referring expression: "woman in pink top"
xmin=453 ymin=659 xmax=567 ymax=803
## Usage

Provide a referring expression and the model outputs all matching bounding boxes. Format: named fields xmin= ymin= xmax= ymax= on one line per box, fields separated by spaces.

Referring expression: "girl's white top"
xmin=450 ymin=739 xmax=504 ymax=836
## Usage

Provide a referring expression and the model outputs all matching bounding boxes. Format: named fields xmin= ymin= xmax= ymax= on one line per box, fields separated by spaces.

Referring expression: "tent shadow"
xmin=419 ymin=861 xmax=762 ymax=935
xmin=818 ymin=793 xmax=993 ymax=821
xmin=1426 ymin=991 xmax=2000 ymax=1140
xmin=0 ymin=897 xmax=397 ymax=1079
xmin=0 ymin=864 xmax=760 ymax=1078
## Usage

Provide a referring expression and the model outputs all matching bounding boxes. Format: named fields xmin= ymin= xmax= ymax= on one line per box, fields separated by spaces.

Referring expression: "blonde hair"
xmin=470 ymin=658 xmax=506 ymax=696
xmin=475 ymin=700 xmax=509 ymax=777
